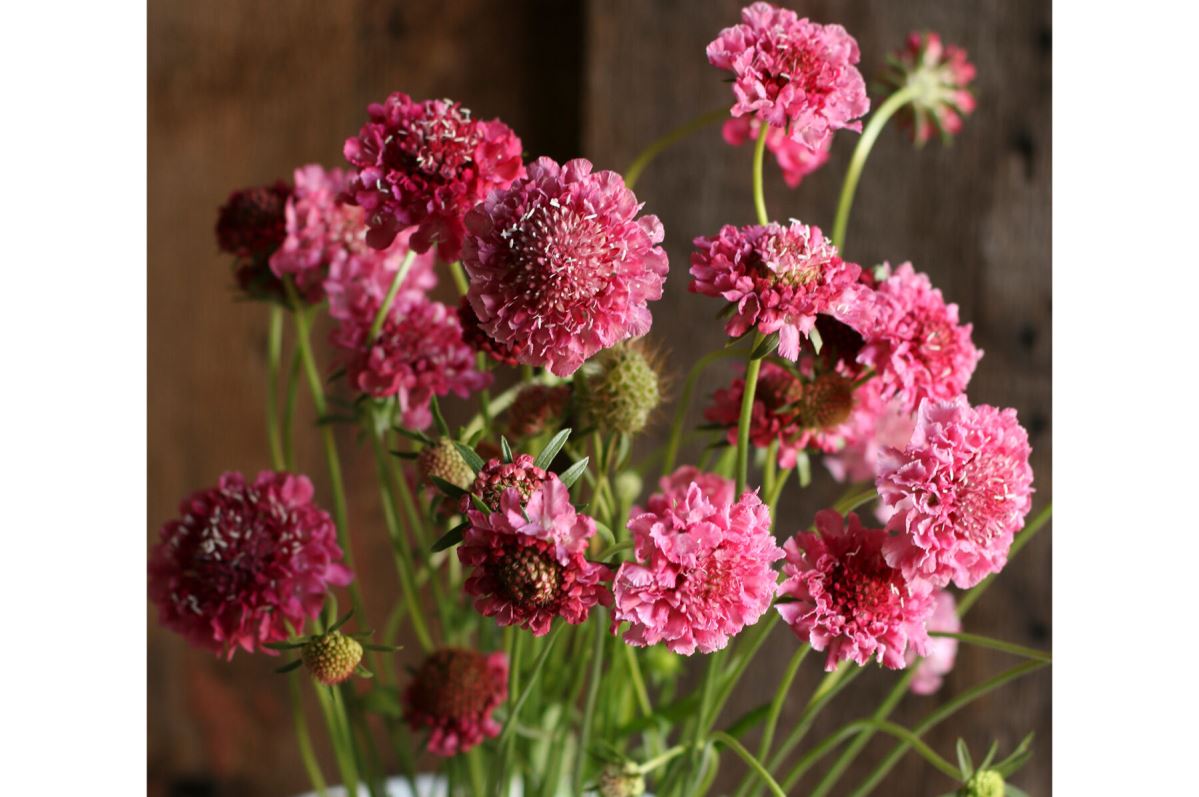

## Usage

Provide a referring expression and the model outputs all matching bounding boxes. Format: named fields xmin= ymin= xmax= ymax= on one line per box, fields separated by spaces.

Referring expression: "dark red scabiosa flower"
xmin=215 ymin=180 xmax=292 ymax=259
xmin=404 ymin=647 xmax=509 ymax=756
xmin=148 ymin=471 xmax=353 ymax=659
xmin=342 ymin=94 xmax=525 ymax=259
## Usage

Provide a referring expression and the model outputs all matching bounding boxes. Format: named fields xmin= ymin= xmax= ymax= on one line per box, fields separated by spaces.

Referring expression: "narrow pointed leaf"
xmin=263 ymin=640 xmax=307 ymax=651
xmin=432 ymin=522 xmax=468 ymax=553
xmin=394 ymin=427 xmax=434 ymax=446
xmin=355 ymin=666 xmax=374 ymax=679
xmin=275 ymin=659 xmax=303 ymax=674
xmin=470 ymin=494 xmax=491 ymax=514
xmin=500 ymin=435 xmax=514 ymax=463
xmin=328 ymin=610 xmax=354 ymax=634
xmin=534 ymin=428 xmax=572 ymax=470
xmin=750 ymin=331 xmax=781 ymax=360
xmin=362 ymin=642 xmax=402 ymax=653
xmin=429 ymin=475 xmax=467 ymax=498
xmin=390 ymin=449 xmax=419 ymax=460
xmin=956 ymin=739 xmax=973 ymax=777
xmin=559 ymin=457 xmax=590 ymax=489
xmin=430 ymin=396 xmax=451 ymax=437
xmin=453 ymin=441 xmax=485 ymax=474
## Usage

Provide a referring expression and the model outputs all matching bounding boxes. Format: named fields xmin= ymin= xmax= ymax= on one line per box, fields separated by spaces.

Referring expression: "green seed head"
xmin=583 ymin=344 xmax=662 ymax=436
xmin=958 ymin=769 xmax=1005 ymax=797
xmin=301 ymin=631 xmax=364 ymax=685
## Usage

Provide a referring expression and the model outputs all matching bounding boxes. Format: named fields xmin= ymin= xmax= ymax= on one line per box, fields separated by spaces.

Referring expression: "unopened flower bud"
xmin=598 ymin=761 xmax=645 ymax=797
xmin=582 ymin=343 xmax=662 ymax=436
xmin=958 ymin=769 xmax=1004 ymax=797
xmin=302 ymin=631 xmax=363 ymax=685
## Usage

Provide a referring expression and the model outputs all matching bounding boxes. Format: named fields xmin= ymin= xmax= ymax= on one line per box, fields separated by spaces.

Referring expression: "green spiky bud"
xmin=583 ymin=344 xmax=661 ymax=435
xmin=958 ymin=769 xmax=1005 ymax=797
xmin=301 ymin=631 xmax=364 ymax=685
xmin=419 ymin=437 xmax=474 ymax=490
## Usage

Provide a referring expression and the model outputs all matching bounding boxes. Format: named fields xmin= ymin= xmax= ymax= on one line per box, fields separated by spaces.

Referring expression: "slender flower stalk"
xmin=288 ymin=673 xmax=329 ymax=797
xmin=266 ymin=305 xmax=286 ymax=468
xmin=367 ymin=248 xmax=417 ymax=341
xmin=624 ymin=108 xmax=728 ymax=189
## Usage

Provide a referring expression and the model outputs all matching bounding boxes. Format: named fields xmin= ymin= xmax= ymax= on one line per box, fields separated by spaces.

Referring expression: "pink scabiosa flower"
xmin=706 ymin=2 xmax=869 ymax=149
xmin=342 ymin=93 xmax=524 ymax=259
xmin=270 ymin=165 xmax=436 ymax=306
xmin=643 ymin=466 xmax=736 ymax=512
xmin=459 ymin=475 xmax=611 ymax=636
xmin=403 ymin=647 xmax=508 ymax=757
xmin=878 ymin=397 xmax=1034 ymax=589
xmin=823 ymin=378 xmax=917 ymax=485
xmin=148 ymin=471 xmax=353 ymax=659
xmin=457 ymin=297 xmax=520 ymax=367
xmin=881 ymin=32 xmax=977 ymax=146
xmin=777 ymin=510 xmax=934 ymax=671
xmin=858 ymin=262 xmax=982 ymax=412
xmin=906 ymin=589 xmax=960 ymax=695
xmin=722 ymin=116 xmax=832 ymax=188
xmin=331 ymin=293 xmax=489 ymax=429
xmin=462 ymin=157 xmax=668 ymax=377
xmin=690 ymin=222 xmax=874 ymax=361
xmin=613 ymin=476 xmax=783 ymax=655
xmin=322 ymin=225 xmax=437 ymax=326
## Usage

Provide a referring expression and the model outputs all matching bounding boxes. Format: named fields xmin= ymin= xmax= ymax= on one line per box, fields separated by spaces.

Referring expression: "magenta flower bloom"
xmin=722 ymin=116 xmax=831 ymax=188
xmin=690 ymin=222 xmax=874 ymax=360
xmin=882 ymin=32 xmax=977 ymax=146
xmin=858 ymin=262 xmax=982 ymax=412
xmin=322 ymin=223 xmax=437 ymax=326
xmin=906 ymin=589 xmax=960 ymax=695
xmin=777 ymin=510 xmax=934 ymax=671
xmin=404 ymin=648 xmax=508 ymax=757
xmin=460 ymin=477 xmax=611 ymax=636
xmin=342 ymin=93 xmax=525 ymax=259
xmin=878 ymin=397 xmax=1035 ymax=589
xmin=148 ymin=471 xmax=352 ymax=659
xmin=643 ymin=466 xmax=736 ymax=512
xmin=215 ymin=180 xmax=291 ymax=259
xmin=331 ymin=293 xmax=490 ymax=430
xmin=462 ymin=157 xmax=668 ymax=377
xmin=707 ymin=2 xmax=868 ymax=149
xmin=613 ymin=477 xmax=783 ymax=655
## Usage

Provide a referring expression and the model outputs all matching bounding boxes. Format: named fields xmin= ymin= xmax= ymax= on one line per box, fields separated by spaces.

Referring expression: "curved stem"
xmin=765 ymin=467 xmax=793 ymax=519
xmin=711 ymin=731 xmax=786 ymax=797
xmin=266 ymin=305 xmax=285 ymax=469
xmin=830 ymin=85 xmax=919 ymax=252
xmin=661 ymin=346 xmax=743 ymax=476
xmin=751 ymin=124 xmax=770 ymax=225
xmin=289 ymin=673 xmax=328 ymax=797
xmin=368 ymin=249 xmax=417 ymax=341
xmin=784 ymin=717 xmax=961 ymax=791
xmin=735 ymin=334 xmax=766 ymax=495
xmin=623 ymin=107 xmax=728 ymax=190
xmin=755 ymin=644 xmax=809 ymax=770
xmin=932 ymin=631 xmax=1051 ymax=663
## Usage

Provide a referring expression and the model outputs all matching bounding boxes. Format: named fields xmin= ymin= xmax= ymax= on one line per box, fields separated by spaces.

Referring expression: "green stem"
xmin=765 ymin=467 xmax=793 ymax=519
xmin=933 ymin=631 xmax=1051 ymax=663
xmin=683 ymin=650 xmax=725 ymax=793
xmin=832 ymin=486 xmax=878 ymax=515
xmin=711 ymin=731 xmax=786 ymax=797
xmin=448 ymin=260 xmax=470 ymax=296
xmin=282 ymin=347 xmax=301 ymax=470
xmin=830 ymin=85 xmax=919 ymax=252
xmin=574 ymin=613 xmax=608 ymax=794
xmin=661 ymin=347 xmax=743 ymax=476
xmin=751 ymin=124 xmax=771 ymax=225
xmin=735 ymin=335 xmax=766 ymax=495
xmin=784 ymin=717 xmax=962 ymax=790
xmin=846 ymin=661 xmax=1049 ymax=797
xmin=313 ymin=682 xmax=358 ymax=796
xmin=266 ymin=305 xmax=285 ymax=469
xmin=755 ymin=644 xmax=809 ymax=770
xmin=288 ymin=673 xmax=328 ymax=797
xmin=623 ymin=107 xmax=728 ymax=190
xmin=368 ymin=249 xmax=417 ymax=341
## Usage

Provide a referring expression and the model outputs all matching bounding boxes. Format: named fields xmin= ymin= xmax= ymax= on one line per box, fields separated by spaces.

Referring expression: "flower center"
xmin=796 ymin=374 xmax=855 ymax=430
xmin=826 ymin=556 xmax=905 ymax=625
xmin=387 ymin=104 xmax=481 ymax=182
xmin=503 ymin=202 xmax=617 ymax=310
xmin=948 ymin=449 xmax=1020 ymax=544
xmin=496 ymin=544 xmax=562 ymax=608
xmin=752 ymin=230 xmax=829 ymax=287
xmin=412 ymin=649 xmax=494 ymax=719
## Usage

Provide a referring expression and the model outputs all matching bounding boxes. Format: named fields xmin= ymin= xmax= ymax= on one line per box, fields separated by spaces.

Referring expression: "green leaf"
xmin=470 ymin=494 xmax=491 ymax=514
xmin=362 ymin=642 xmax=402 ymax=653
xmin=750 ymin=331 xmax=781 ymax=360
xmin=432 ymin=522 xmax=468 ymax=552
xmin=796 ymin=452 xmax=812 ymax=488
xmin=429 ymin=475 xmax=467 ymax=498
xmin=453 ymin=441 xmax=485 ymax=474
xmin=394 ymin=427 xmax=433 ymax=446
xmin=327 ymin=610 xmax=354 ymax=634
xmin=429 ymin=396 xmax=451 ymax=437
xmin=808 ymin=325 xmax=824 ymax=354
xmin=956 ymin=738 xmax=974 ymax=777
xmin=534 ymin=428 xmax=572 ymax=470
xmin=593 ymin=520 xmax=616 ymax=547
xmin=979 ymin=740 xmax=999 ymax=771
xmin=500 ymin=435 xmax=514 ymax=463
xmin=389 ymin=449 xmax=419 ymax=460
xmin=263 ymin=640 xmax=306 ymax=651
xmin=274 ymin=659 xmax=303 ymax=674
xmin=559 ymin=457 xmax=590 ymax=489
xmin=355 ymin=666 xmax=374 ymax=679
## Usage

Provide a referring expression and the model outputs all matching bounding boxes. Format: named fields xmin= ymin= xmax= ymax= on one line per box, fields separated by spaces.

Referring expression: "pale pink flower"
xmin=777 ymin=510 xmax=934 ymax=671
xmin=690 ymin=222 xmax=874 ymax=360
xmin=878 ymin=397 xmax=1034 ymax=589
xmin=404 ymin=648 xmax=508 ymax=757
xmin=342 ymin=94 xmax=524 ymax=259
xmin=460 ymin=478 xmax=611 ymax=636
xmin=642 ymin=466 xmax=736 ymax=512
xmin=148 ymin=471 xmax=352 ymax=659
xmin=707 ymin=2 xmax=868 ymax=149
xmin=722 ymin=116 xmax=831 ymax=188
xmin=881 ymin=32 xmax=977 ymax=146
xmin=463 ymin=157 xmax=668 ymax=376
xmin=331 ymin=293 xmax=489 ymax=429
xmin=613 ymin=479 xmax=783 ymax=655
xmin=907 ymin=589 xmax=960 ymax=695
xmin=858 ymin=262 xmax=982 ymax=412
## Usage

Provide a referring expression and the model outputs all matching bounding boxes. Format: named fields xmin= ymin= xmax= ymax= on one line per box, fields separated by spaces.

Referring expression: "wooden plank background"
xmin=148 ymin=1 xmax=1051 ymax=794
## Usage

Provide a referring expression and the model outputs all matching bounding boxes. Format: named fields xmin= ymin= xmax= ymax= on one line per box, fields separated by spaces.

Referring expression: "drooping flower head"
xmin=690 ymin=221 xmax=874 ymax=360
xmin=777 ymin=510 xmax=934 ymax=671
xmin=458 ymin=297 xmax=520 ymax=366
xmin=881 ymin=32 xmax=977 ymax=146
xmin=270 ymin=164 xmax=436 ymax=306
xmin=331 ymin=293 xmax=490 ymax=429
xmin=148 ymin=471 xmax=353 ymax=658
xmin=403 ymin=647 xmax=508 ymax=757
xmin=858 ymin=262 xmax=982 ymax=412
xmin=722 ymin=116 xmax=832 ymax=188
xmin=342 ymin=93 xmax=524 ymax=259
xmin=503 ymin=383 xmax=572 ymax=440
xmin=459 ymin=473 xmax=611 ymax=636
xmin=906 ymin=589 xmax=960 ymax=695
xmin=216 ymin=180 xmax=292 ymax=259
xmin=877 ymin=397 xmax=1034 ymax=589
xmin=613 ymin=471 xmax=783 ymax=655
xmin=463 ymin=157 xmax=669 ymax=376
xmin=707 ymin=2 xmax=869 ymax=149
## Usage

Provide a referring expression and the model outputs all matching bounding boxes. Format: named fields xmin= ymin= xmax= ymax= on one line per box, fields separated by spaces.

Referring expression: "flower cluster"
xmin=690 ymin=221 xmax=873 ymax=360
xmin=148 ymin=471 xmax=352 ymax=658
xmin=342 ymin=93 xmax=525 ymax=259
xmin=612 ymin=469 xmax=783 ymax=655
xmin=463 ymin=157 xmax=668 ymax=376
xmin=707 ymin=2 xmax=869 ymax=149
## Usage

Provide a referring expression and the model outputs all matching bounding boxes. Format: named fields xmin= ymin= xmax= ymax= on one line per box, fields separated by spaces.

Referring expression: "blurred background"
xmin=148 ymin=1 xmax=1050 ymax=795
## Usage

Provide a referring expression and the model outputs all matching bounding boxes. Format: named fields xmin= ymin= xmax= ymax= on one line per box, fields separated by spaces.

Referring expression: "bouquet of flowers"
xmin=150 ymin=4 xmax=1050 ymax=795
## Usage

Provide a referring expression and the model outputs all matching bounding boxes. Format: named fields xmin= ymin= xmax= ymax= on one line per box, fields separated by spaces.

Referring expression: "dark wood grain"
xmin=149 ymin=2 xmax=1050 ymax=794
